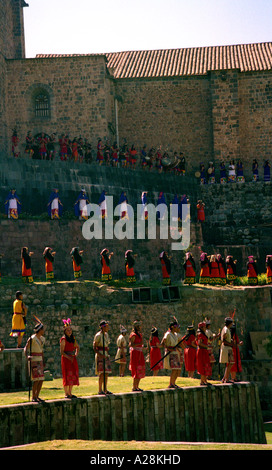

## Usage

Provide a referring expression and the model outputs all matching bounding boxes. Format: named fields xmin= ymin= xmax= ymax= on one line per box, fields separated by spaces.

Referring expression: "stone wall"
xmin=1 ymin=282 xmax=271 ymax=378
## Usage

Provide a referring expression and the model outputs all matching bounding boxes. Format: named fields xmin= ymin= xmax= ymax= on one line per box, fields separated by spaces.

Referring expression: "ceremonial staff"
xmin=150 ymin=332 xmax=190 ymax=370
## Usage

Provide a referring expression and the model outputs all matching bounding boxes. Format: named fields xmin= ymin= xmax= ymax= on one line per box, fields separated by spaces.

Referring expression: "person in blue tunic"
xmin=219 ymin=161 xmax=227 ymax=184
xmin=264 ymin=160 xmax=271 ymax=182
xmin=141 ymin=191 xmax=148 ymax=220
xmin=199 ymin=164 xmax=206 ymax=185
xmin=98 ymin=190 xmax=107 ymax=219
xmin=4 ymin=189 xmax=22 ymax=219
xmin=157 ymin=191 xmax=167 ymax=220
xmin=74 ymin=189 xmax=90 ymax=220
xmin=178 ymin=194 xmax=189 ymax=222
xmin=236 ymin=160 xmax=245 ymax=183
xmin=118 ymin=191 xmax=129 ymax=219
xmin=47 ymin=189 xmax=63 ymax=219
xmin=252 ymin=159 xmax=259 ymax=182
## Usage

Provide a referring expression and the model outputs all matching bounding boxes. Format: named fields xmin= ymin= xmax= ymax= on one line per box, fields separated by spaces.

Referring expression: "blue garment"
xmin=47 ymin=190 xmax=63 ymax=217
xmin=74 ymin=191 xmax=89 ymax=217
xmin=4 ymin=191 xmax=21 ymax=215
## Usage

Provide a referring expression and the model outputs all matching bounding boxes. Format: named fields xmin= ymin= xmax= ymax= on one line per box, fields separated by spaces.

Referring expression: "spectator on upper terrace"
xmin=25 ymin=131 xmax=35 ymax=158
xmin=11 ymin=129 xmax=20 ymax=158
xmin=129 ymin=144 xmax=138 ymax=169
xmin=96 ymin=138 xmax=104 ymax=165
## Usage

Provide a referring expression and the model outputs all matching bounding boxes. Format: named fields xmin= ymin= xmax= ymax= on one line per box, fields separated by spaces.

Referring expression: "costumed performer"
xmin=226 ymin=255 xmax=237 ymax=284
xmin=157 ymin=191 xmax=167 ymax=220
xmin=10 ymin=290 xmax=27 ymax=348
xmin=205 ymin=317 xmax=219 ymax=377
xmin=0 ymin=339 xmax=4 ymax=352
xmin=199 ymin=252 xmax=210 ymax=285
xmin=101 ymin=248 xmax=113 ymax=281
xmin=12 ymin=129 xmax=20 ymax=158
xmin=184 ymin=325 xmax=197 ymax=378
xmin=70 ymin=247 xmax=83 ymax=280
xmin=196 ymin=200 xmax=205 ymax=223
xmin=118 ymin=191 xmax=129 ymax=219
xmin=159 ymin=250 xmax=171 ymax=285
xmin=237 ymin=160 xmax=245 ymax=183
xmin=43 ymin=247 xmax=55 ymax=282
xmin=217 ymin=254 xmax=227 ymax=286
xmin=161 ymin=319 xmax=182 ymax=388
xmin=178 ymin=194 xmax=189 ymax=222
xmin=21 ymin=247 xmax=34 ymax=283
xmin=93 ymin=320 xmax=112 ymax=395
xmin=74 ymin=188 xmax=90 ymax=220
xmin=47 ymin=188 xmax=63 ymax=219
xmin=209 ymin=254 xmax=221 ymax=285
xmin=230 ymin=322 xmax=243 ymax=382
xmin=219 ymin=161 xmax=227 ymax=184
xmin=183 ymin=251 xmax=196 ymax=285
xmin=115 ymin=325 xmax=128 ymax=377
xmin=125 ymin=250 xmax=136 ymax=283
xmin=228 ymin=160 xmax=236 ymax=182
xmin=196 ymin=321 xmax=212 ymax=386
xmin=219 ymin=317 xmax=234 ymax=383
xmin=252 ymin=159 xmax=259 ymax=182
xmin=264 ymin=160 xmax=271 ymax=182
xmin=24 ymin=317 xmax=46 ymax=402
xmin=141 ymin=191 xmax=148 ymax=220
xmin=98 ymin=190 xmax=107 ymax=219
xmin=60 ymin=318 xmax=79 ymax=398
xmin=4 ymin=189 xmax=22 ymax=219
xmin=266 ymin=255 xmax=272 ymax=284
xmin=149 ymin=327 xmax=163 ymax=376
xmin=199 ymin=163 xmax=206 ymax=185
xmin=247 ymin=255 xmax=258 ymax=285
xmin=129 ymin=321 xmax=146 ymax=392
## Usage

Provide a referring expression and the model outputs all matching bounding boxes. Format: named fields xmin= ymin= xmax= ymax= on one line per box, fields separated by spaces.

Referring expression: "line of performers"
xmin=184 ymin=252 xmax=272 ymax=286
xmin=7 ymin=291 xmax=243 ymax=401
xmin=198 ymin=159 xmax=271 ymax=184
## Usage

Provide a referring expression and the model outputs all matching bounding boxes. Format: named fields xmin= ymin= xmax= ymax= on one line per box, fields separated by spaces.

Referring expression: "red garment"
xmin=218 ymin=261 xmax=226 ymax=280
xmin=160 ymin=259 xmax=170 ymax=279
xmin=196 ymin=332 xmax=212 ymax=377
xmin=197 ymin=203 xmax=205 ymax=222
xmin=247 ymin=262 xmax=257 ymax=279
xmin=200 ymin=262 xmax=210 ymax=279
xmin=150 ymin=336 xmax=163 ymax=371
xmin=184 ymin=259 xmax=196 ymax=277
xmin=73 ymin=259 xmax=81 ymax=273
xmin=184 ymin=334 xmax=196 ymax=371
xmin=129 ymin=332 xmax=146 ymax=379
xmin=231 ymin=334 xmax=242 ymax=373
xmin=126 ymin=265 xmax=135 ymax=278
xmin=101 ymin=256 xmax=111 ymax=276
xmin=210 ymin=261 xmax=220 ymax=279
xmin=60 ymin=336 xmax=79 ymax=386
xmin=22 ymin=258 xmax=32 ymax=278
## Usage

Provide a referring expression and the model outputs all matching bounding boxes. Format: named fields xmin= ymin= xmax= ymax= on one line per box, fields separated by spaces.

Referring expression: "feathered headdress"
xmin=62 ymin=318 xmax=72 ymax=329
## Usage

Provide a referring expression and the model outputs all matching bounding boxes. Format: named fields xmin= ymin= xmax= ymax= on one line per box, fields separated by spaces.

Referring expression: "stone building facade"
xmin=0 ymin=1 xmax=272 ymax=172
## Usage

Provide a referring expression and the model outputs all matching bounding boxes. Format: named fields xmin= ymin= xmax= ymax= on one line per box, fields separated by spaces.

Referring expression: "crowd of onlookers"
xmin=11 ymin=129 xmax=186 ymax=175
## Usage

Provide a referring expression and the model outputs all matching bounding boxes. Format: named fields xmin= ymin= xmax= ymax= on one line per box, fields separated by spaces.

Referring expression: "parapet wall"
xmin=0 ymin=382 xmax=267 ymax=447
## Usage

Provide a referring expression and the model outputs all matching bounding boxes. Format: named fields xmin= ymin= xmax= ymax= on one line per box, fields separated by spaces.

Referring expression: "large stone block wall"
xmin=5 ymin=55 xmax=114 ymax=154
xmin=1 ymin=282 xmax=271 ymax=378
xmin=115 ymin=76 xmax=213 ymax=169
xmin=0 ymin=383 xmax=267 ymax=447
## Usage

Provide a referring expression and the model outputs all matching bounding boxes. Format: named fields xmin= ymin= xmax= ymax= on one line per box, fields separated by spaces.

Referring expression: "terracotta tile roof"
xmin=36 ymin=42 xmax=272 ymax=78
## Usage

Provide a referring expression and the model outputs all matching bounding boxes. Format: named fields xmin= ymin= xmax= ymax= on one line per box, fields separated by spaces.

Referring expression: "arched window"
xmin=35 ymin=92 xmax=50 ymax=118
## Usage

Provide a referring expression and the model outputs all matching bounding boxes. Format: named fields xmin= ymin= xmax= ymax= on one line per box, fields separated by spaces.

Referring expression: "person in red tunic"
xmin=209 ymin=254 xmax=221 ymax=285
xmin=21 ymin=247 xmax=34 ymax=283
xmin=43 ymin=247 xmax=56 ymax=282
xmin=230 ymin=323 xmax=243 ymax=382
xmin=266 ymin=255 xmax=272 ymax=284
xmin=60 ymin=318 xmax=79 ymax=398
xmin=199 ymin=252 xmax=210 ymax=285
xmin=226 ymin=255 xmax=237 ymax=284
xmin=197 ymin=200 xmax=205 ymax=223
xmin=184 ymin=325 xmax=197 ymax=378
xmin=96 ymin=138 xmax=104 ymax=165
xmin=247 ymin=255 xmax=258 ymax=285
xmin=149 ymin=327 xmax=163 ymax=376
xmin=217 ymin=253 xmax=227 ymax=286
xmin=59 ymin=134 xmax=68 ymax=161
xmin=159 ymin=250 xmax=171 ymax=285
xmin=129 ymin=321 xmax=146 ymax=391
xmin=183 ymin=252 xmax=196 ymax=285
xmin=70 ymin=247 xmax=84 ymax=280
xmin=125 ymin=250 xmax=136 ymax=283
xmin=12 ymin=129 xmax=20 ymax=158
xmin=196 ymin=322 xmax=212 ymax=385
xmin=101 ymin=248 xmax=113 ymax=281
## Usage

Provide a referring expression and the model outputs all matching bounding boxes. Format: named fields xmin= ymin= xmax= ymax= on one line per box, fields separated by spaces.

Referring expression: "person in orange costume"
xmin=183 ymin=252 xmax=196 ymax=285
xmin=247 ymin=255 xmax=258 ymax=286
xmin=101 ymin=248 xmax=113 ymax=282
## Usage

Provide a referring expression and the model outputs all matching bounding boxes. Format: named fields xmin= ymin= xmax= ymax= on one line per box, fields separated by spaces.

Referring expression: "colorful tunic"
xmin=10 ymin=299 xmax=26 ymax=337
xmin=60 ymin=336 xmax=79 ymax=386
xmin=94 ymin=331 xmax=112 ymax=375
xmin=160 ymin=252 xmax=171 ymax=285
xmin=196 ymin=332 xmax=212 ymax=377
xmin=44 ymin=251 xmax=54 ymax=281
xmin=22 ymin=252 xmax=33 ymax=283
xmin=247 ymin=261 xmax=258 ymax=285
xmin=184 ymin=334 xmax=197 ymax=372
xmin=199 ymin=260 xmax=210 ymax=285
xmin=210 ymin=261 xmax=221 ymax=285
xmin=115 ymin=334 xmax=127 ymax=364
xmin=183 ymin=258 xmax=196 ymax=284
xmin=219 ymin=326 xmax=234 ymax=365
xmin=129 ymin=332 xmax=146 ymax=378
xmin=149 ymin=336 xmax=163 ymax=371
xmin=226 ymin=258 xmax=236 ymax=282
xmin=197 ymin=202 xmax=205 ymax=222
xmin=27 ymin=334 xmax=45 ymax=381
xmin=231 ymin=333 xmax=242 ymax=373
xmin=101 ymin=252 xmax=112 ymax=281
xmin=162 ymin=330 xmax=181 ymax=370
